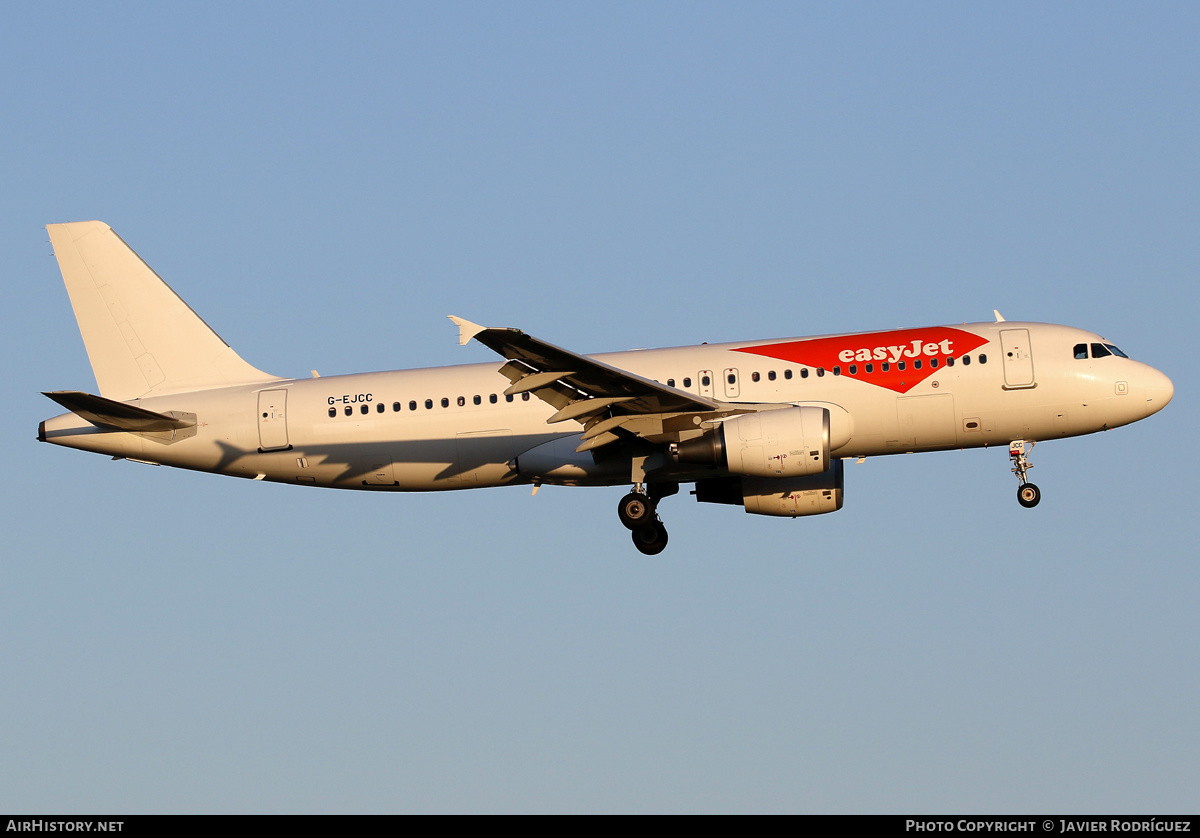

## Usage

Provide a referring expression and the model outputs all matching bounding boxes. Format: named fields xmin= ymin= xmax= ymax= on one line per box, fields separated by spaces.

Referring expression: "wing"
xmin=449 ymin=316 xmax=723 ymax=452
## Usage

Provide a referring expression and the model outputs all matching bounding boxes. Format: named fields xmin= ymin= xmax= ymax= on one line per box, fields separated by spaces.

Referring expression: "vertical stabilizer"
xmin=47 ymin=221 xmax=280 ymax=400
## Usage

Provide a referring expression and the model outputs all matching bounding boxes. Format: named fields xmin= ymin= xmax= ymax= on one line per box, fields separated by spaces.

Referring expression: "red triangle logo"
xmin=735 ymin=327 xmax=989 ymax=394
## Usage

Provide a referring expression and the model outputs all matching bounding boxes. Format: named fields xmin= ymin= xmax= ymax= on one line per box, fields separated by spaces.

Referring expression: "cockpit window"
xmin=1074 ymin=343 xmax=1088 ymax=360
xmin=1091 ymin=343 xmax=1112 ymax=359
xmin=1105 ymin=344 xmax=1129 ymax=358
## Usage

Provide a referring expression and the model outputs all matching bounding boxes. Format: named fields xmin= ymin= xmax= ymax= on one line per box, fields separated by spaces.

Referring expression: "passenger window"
xmin=751 ymin=372 xmax=760 ymax=382
xmin=473 ymin=395 xmax=481 ymax=405
xmin=425 ymin=399 xmax=433 ymax=409
xmin=946 ymin=356 xmax=955 ymax=367
xmin=1074 ymin=343 xmax=1088 ymax=360
xmin=361 ymin=404 xmax=369 ymax=415
xmin=667 ymin=379 xmax=675 ymax=387
xmin=913 ymin=360 xmax=921 ymax=370
xmin=1091 ymin=343 xmax=1112 ymax=358
xmin=392 ymin=402 xmax=401 ymax=412
xmin=345 ymin=406 xmax=352 ymax=416
xmin=768 ymin=370 xmax=776 ymax=381
xmin=897 ymin=362 xmax=905 ymax=371
xmin=882 ymin=362 xmax=890 ymax=372
xmin=441 ymin=398 xmax=449 ymax=408
xmin=489 ymin=394 xmax=498 ymax=404
xmin=962 ymin=355 xmax=971 ymax=366
xmin=978 ymin=354 xmax=987 ymax=364
xmin=701 ymin=375 xmax=711 ymax=387
xmin=328 ymin=407 xmax=336 ymax=418
xmin=377 ymin=403 xmax=385 ymax=413
xmin=522 ymin=393 xmax=530 ymax=401
xmin=683 ymin=377 xmax=692 ymax=388
xmin=727 ymin=373 xmax=736 ymax=385
xmin=832 ymin=366 xmax=840 ymax=376
xmin=409 ymin=400 xmax=417 ymax=411
xmin=865 ymin=363 xmax=873 ymax=373
xmin=930 ymin=358 xmax=938 ymax=368
xmin=457 ymin=396 xmax=466 ymax=407
xmin=505 ymin=394 xmax=514 ymax=402
xmin=849 ymin=364 xmax=857 ymax=375
xmin=786 ymin=370 xmax=794 ymax=380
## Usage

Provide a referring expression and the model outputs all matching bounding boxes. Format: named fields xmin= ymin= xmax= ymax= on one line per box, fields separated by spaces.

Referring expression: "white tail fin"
xmin=47 ymin=221 xmax=280 ymax=400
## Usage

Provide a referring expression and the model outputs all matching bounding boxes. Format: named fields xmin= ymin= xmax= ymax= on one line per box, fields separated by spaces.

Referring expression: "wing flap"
xmin=449 ymin=316 xmax=722 ymax=418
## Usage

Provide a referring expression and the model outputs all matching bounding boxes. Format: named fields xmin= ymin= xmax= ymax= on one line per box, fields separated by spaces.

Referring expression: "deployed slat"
xmin=575 ymin=431 xmax=621 ymax=452
xmin=547 ymin=396 xmax=634 ymax=424
xmin=580 ymin=414 xmax=632 ymax=440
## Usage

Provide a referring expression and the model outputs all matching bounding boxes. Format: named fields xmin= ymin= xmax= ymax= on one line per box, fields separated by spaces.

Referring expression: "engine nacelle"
xmin=742 ymin=460 xmax=844 ymax=517
xmin=694 ymin=460 xmax=845 ymax=518
xmin=675 ymin=405 xmax=831 ymax=478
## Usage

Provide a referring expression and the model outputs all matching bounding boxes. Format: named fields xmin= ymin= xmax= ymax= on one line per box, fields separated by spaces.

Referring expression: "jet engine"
xmin=674 ymin=405 xmax=832 ymax=478
xmin=694 ymin=459 xmax=844 ymax=517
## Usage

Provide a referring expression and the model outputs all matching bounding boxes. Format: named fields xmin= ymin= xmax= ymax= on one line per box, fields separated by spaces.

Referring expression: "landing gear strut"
xmin=1009 ymin=440 xmax=1041 ymax=508
xmin=618 ymin=483 xmax=676 ymax=555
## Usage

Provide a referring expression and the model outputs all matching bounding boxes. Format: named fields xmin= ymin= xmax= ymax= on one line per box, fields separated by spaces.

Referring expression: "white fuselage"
xmin=40 ymin=320 xmax=1174 ymax=491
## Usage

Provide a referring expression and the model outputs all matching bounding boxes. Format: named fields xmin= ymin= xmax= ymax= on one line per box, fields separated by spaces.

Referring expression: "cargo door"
xmin=999 ymin=328 xmax=1036 ymax=389
xmin=257 ymin=389 xmax=290 ymax=451
xmin=895 ymin=393 xmax=957 ymax=448
xmin=362 ymin=458 xmax=397 ymax=486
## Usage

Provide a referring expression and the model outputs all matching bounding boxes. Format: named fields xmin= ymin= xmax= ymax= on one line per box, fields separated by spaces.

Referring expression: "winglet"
xmin=993 ymin=309 xmax=1006 ymax=322
xmin=448 ymin=315 xmax=486 ymax=346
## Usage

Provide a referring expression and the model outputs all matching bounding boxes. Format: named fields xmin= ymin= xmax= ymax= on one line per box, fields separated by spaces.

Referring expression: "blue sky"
xmin=2 ymin=1 xmax=1197 ymax=813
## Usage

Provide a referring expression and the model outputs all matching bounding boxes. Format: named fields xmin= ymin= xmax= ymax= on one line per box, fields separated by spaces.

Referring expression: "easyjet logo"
xmin=734 ymin=326 xmax=988 ymax=394
xmin=838 ymin=338 xmax=956 ymax=365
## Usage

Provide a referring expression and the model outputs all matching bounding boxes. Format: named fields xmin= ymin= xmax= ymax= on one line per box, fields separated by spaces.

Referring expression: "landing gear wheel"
xmin=1017 ymin=483 xmax=1041 ymax=508
xmin=618 ymin=492 xmax=655 ymax=530
xmin=632 ymin=521 xmax=669 ymax=555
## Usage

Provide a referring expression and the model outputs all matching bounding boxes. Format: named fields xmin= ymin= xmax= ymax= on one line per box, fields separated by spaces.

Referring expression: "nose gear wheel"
xmin=1009 ymin=440 xmax=1041 ymax=508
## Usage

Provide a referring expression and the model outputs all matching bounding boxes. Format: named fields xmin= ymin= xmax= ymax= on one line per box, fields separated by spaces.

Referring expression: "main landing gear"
xmin=1009 ymin=440 xmax=1041 ymax=508
xmin=618 ymin=483 xmax=676 ymax=555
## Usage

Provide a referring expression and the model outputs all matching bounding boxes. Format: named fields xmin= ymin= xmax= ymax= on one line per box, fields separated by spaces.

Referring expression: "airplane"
xmin=38 ymin=221 xmax=1174 ymax=554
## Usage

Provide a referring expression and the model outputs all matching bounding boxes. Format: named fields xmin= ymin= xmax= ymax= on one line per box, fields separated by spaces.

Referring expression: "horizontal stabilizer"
xmin=43 ymin=390 xmax=195 ymax=432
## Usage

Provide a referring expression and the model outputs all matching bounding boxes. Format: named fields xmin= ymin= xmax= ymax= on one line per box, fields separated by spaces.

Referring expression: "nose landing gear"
xmin=618 ymin=483 xmax=676 ymax=555
xmin=1009 ymin=440 xmax=1041 ymax=508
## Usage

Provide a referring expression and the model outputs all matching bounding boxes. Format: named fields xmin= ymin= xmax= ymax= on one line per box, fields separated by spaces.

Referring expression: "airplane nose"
xmin=1143 ymin=367 xmax=1174 ymax=416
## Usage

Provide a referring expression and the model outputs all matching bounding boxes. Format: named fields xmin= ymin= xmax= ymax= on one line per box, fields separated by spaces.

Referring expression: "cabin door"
xmin=999 ymin=329 xmax=1036 ymax=389
xmin=257 ymin=389 xmax=290 ymax=451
